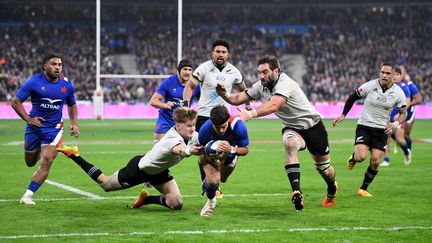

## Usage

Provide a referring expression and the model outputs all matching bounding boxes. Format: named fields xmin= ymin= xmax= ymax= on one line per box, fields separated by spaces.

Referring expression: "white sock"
xmin=23 ymin=189 xmax=34 ymax=198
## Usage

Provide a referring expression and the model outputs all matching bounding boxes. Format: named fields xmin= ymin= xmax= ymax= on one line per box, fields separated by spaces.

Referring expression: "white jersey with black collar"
xmin=357 ymin=78 xmax=406 ymax=129
xmin=138 ymin=127 xmax=199 ymax=175
xmin=246 ymin=72 xmax=322 ymax=130
xmin=193 ymin=60 xmax=243 ymax=117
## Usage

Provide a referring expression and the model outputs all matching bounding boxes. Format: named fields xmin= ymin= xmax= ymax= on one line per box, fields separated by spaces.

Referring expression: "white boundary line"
xmin=0 ymin=193 xmax=289 ymax=203
xmin=45 ymin=180 xmax=104 ymax=199
xmin=1 ymin=226 xmax=431 ymax=239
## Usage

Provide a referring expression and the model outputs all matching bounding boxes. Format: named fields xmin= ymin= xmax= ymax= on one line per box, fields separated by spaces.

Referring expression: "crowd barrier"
xmin=1 ymin=102 xmax=431 ymax=119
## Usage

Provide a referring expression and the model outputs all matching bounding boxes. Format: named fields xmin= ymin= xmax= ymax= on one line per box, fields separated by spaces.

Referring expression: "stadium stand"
xmin=1 ymin=1 xmax=431 ymax=103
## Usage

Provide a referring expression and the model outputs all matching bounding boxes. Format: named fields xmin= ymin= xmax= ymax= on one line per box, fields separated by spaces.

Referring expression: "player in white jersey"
xmin=183 ymin=40 xmax=250 ymax=193
xmin=57 ymin=108 xmax=203 ymax=210
xmin=216 ymin=55 xmax=338 ymax=211
xmin=333 ymin=63 xmax=407 ymax=197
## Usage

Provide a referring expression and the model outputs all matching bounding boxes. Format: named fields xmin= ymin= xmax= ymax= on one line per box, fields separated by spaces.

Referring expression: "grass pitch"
xmin=1 ymin=119 xmax=431 ymax=242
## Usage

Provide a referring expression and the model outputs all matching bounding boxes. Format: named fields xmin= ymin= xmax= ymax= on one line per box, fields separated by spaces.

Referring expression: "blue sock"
xmin=384 ymin=156 xmax=390 ymax=162
xmin=28 ymin=180 xmax=41 ymax=193
xmin=203 ymin=180 xmax=218 ymax=199
xmin=406 ymin=137 xmax=412 ymax=150
xmin=399 ymin=143 xmax=410 ymax=156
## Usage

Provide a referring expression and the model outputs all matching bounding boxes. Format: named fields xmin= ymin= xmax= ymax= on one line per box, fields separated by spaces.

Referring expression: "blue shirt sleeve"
xmin=409 ymin=82 xmax=420 ymax=96
xmin=198 ymin=120 xmax=213 ymax=146
xmin=156 ymin=78 xmax=169 ymax=98
xmin=15 ymin=78 xmax=34 ymax=102
xmin=233 ymin=119 xmax=249 ymax=147
xmin=66 ymin=81 xmax=76 ymax=106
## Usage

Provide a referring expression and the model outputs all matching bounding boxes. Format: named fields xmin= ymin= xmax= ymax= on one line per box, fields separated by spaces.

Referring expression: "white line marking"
xmin=45 ymin=180 xmax=104 ymax=199
xmin=1 ymin=226 xmax=431 ymax=239
xmin=0 ymin=193 xmax=289 ymax=203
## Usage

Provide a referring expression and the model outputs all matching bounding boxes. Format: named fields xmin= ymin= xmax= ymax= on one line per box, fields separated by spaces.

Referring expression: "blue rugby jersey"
xmin=15 ymin=72 xmax=76 ymax=128
xmin=198 ymin=116 xmax=249 ymax=148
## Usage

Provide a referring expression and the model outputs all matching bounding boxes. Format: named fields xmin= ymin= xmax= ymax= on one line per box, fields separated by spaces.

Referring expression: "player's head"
xmin=379 ymin=62 xmax=395 ymax=87
xmin=177 ymin=59 xmax=193 ymax=83
xmin=393 ymin=67 xmax=403 ymax=83
xmin=211 ymin=39 xmax=230 ymax=68
xmin=173 ymin=107 xmax=197 ymax=139
xmin=210 ymin=105 xmax=230 ymax=135
xmin=257 ymin=55 xmax=281 ymax=88
xmin=42 ymin=53 xmax=62 ymax=80
xmin=399 ymin=65 xmax=407 ymax=81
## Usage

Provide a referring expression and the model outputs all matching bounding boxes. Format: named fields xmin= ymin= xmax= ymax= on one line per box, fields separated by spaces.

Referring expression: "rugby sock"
xmin=69 ymin=155 xmax=103 ymax=182
xmin=360 ymin=165 xmax=378 ymax=190
xmin=198 ymin=162 xmax=206 ymax=182
xmin=383 ymin=156 xmax=390 ymax=162
xmin=399 ymin=143 xmax=410 ymax=156
xmin=143 ymin=195 xmax=170 ymax=208
xmin=285 ymin=164 xmax=301 ymax=192
xmin=406 ymin=137 xmax=413 ymax=150
xmin=23 ymin=180 xmax=41 ymax=197
xmin=202 ymin=180 xmax=218 ymax=199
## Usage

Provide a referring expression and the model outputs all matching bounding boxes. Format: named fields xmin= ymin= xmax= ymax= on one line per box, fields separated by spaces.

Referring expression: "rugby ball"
xmin=204 ymin=140 xmax=222 ymax=159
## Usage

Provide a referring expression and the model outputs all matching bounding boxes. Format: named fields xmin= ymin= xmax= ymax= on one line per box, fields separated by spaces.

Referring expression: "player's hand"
xmin=385 ymin=122 xmax=395 ymax=135
xmin=332 ymin=115 xmax=345 ymax=127
xmin=190 ymin=144 xmax=203 ymax=155
xmin=245 ymin=103 xmax=253 ymax=111
xmin=164 ymin=101 xmax=174 ymax=109
xmin=70 ymin=124 xmax=80 ymax=138
xmin=215 ymin=83 xmax=228 ymax=98
xmin=27 ymin=117 xmax=45 ymax=127
xmin=217 ymin=140 xmax=231 ymax=153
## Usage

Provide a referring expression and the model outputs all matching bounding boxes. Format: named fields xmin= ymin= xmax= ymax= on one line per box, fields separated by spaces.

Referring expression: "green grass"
xmin=1 ymin=119 xmax=432 ymax=242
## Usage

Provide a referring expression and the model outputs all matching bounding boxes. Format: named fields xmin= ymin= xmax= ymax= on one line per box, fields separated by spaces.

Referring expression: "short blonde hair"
xmin=173 ymin=107 xmax=197 ymax=124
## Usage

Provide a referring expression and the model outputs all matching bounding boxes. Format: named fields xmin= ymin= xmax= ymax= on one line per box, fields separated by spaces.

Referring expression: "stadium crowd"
xmin=1 ymin=2 xmax=431 ymax=103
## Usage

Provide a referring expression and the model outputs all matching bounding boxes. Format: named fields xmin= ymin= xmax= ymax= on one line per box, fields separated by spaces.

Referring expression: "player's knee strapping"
xmin=283 ymin=131 xmax=301 ymax=151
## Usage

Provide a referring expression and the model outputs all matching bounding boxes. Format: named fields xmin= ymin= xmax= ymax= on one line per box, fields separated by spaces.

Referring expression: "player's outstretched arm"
xmin=183 ymin=76 xmax=198 ymax=105
xmin=216 ymin=83 xmax=250 ymax=106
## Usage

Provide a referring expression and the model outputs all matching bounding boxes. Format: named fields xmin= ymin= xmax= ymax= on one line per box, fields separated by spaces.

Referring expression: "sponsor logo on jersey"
xmin=376 ymin=96 xmax=386 ymax=102
xmin=40 ymin=98 xmax=62 ymax=109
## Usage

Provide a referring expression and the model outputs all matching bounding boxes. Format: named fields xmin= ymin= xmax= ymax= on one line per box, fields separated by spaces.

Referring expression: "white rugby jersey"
xmin=246 ymin=72 xmax=322 ymax=130
xmin=357 ymin=79 xmax=406 ymax=129
xmin=193 ymin=60 xmax=243 ymax=117
xmin=138 ymin=127 xmax=199 ymax=175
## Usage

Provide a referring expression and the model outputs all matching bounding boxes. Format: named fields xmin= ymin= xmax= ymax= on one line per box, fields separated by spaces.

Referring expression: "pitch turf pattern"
xmin=1 ymin=119 xmax=431 ymax=241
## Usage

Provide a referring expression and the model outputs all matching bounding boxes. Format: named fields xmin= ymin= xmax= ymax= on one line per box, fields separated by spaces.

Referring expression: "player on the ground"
xmin=333 ymin=63 xmax=407 ymax=197
xmin=183 ymin=39 xmax=250 ymax=197
xmin=198 ymin=105 xmax=249 ymax=216
xmin=11 ymin=53 xmax=79 ymax=205
xmin=216 ymin=55 xmax=338 ymax=211
xmin=57 ymin=107 xmax=202 ymax=210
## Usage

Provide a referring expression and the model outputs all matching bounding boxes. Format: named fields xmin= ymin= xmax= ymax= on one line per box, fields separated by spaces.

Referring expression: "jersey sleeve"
xmin=233 ymin=119 xmax=249 ymax=147
xmin=396 ymin=90 xmax=407 ymax=109
xmin=193 ymin=63 xmax=207 ymax=82
xmin=66 ymin=81 xmax=76 ymax=106
xmin=156 ymin=78 xmax=169 ymax=97
xmin=356 ymin=80 xmax=374 ymax=98
xmin=401 ymin=84 xmax=411 ymax=98
xmin=15 ymin=78 xmax=34 ymax=102
xmin=245 ymin=81 xmax=262 ymax=100
xmin=198 ymin=120 xmax=213 ymax=146
xmin=233 ymin=68 xmax=243 ymax=85
xmin=408 ymin=82 xmax=420 ymax=96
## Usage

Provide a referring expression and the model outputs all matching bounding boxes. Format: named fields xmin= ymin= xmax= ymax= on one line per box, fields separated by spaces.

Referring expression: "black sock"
xmin=198 ymin=162 xmax=206 ymax=182
xmin=285 ymin=164 xmax=301 ymax=192
xmin=360 ymin=165 xmax=378 ymax=190
xmin=70 ymin=155 xmax=103 ymax=182
xmin=144 ymin=195 xmax=170 ymax=208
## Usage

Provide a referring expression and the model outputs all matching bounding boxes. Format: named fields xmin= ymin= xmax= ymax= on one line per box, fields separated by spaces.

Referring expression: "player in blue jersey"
xmin=198 ymin=105 xmax=249 ymax=216
xmin=11 ymin=53 xmax=79 ymax=205
xmin=381 ymin=67 xmax=411 ymax=166
xmin=150 ymin=59 xmax=200 ymax=142
xmin=400 ymin=66 xmax=422 ymax=164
